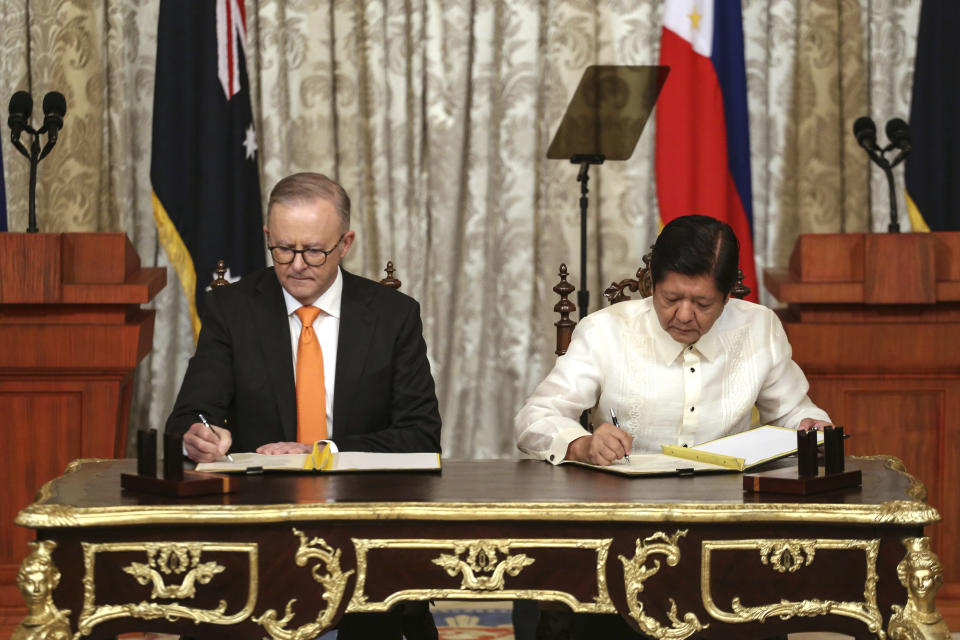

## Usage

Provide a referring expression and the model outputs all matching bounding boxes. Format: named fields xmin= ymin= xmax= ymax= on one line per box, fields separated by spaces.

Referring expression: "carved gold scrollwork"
xmin=432 ymin=541 xmax=535 ymax=590
xmin=758 ymin=541 xmax=816 ymax=573
xmin=77 ymin=541 xmax=258 ymax=636
xmin=252 ymin=528 xmax=354 ymax=640
xmin=888 ymin=537 xmax=951 ymax=640
xmin=13 ymin=540 xmax=72 ymax=640
xmin=122 ymin=543 xmax=225 ymax=599
xmin=618 ymin=530 xmax=708 ymax=640
xmin=348 ymin=538 xmax=616 ymax=614
xmin=701 ymin=538 xmax=884 ymax=638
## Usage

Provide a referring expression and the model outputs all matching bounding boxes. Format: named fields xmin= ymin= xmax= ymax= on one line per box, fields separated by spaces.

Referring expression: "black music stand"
xmin=548 ymin=65 xmax=669 ymax=318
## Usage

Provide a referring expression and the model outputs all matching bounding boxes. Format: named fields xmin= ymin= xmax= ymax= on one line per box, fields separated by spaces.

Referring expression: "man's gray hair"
xmin=267 ymin=172 xmax=351 ymax=230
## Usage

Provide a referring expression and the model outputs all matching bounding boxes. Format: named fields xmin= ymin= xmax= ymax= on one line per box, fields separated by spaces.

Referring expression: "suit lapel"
xmin=334 ymin=271 xmax=374 ymax=433
xmin=252 ymin=271 xmax=298 ymax=441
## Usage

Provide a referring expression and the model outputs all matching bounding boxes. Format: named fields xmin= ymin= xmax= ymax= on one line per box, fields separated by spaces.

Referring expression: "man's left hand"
xmin=798 ymin=418 xmax=833 ymax=431
xmin=256 ymin=442 xmax=314 ymax=454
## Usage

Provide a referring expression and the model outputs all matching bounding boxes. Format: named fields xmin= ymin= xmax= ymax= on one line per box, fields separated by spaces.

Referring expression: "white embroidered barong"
xmin=515 ymin=298 xmax=830 ymax=464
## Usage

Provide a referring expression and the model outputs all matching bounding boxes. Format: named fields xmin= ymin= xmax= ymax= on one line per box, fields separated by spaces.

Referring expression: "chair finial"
xmin=554 ymin=263 xmax=577 ymax=355
xmin=210 ymin=259 xmax=230 ymax=289
xmin=380 ymin=260 xmax=402 ymax=289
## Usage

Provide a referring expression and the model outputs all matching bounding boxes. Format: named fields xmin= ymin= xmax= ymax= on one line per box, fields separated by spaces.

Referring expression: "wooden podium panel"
xmin=0 ymin=233 xmax=164 ymax=615
xmin=766 ymin=231 xmax=960 ymax=629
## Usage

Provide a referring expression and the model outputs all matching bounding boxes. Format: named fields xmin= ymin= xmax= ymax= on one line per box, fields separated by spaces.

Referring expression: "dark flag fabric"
xmin=0 ymin=141 xmax=7 ymax=231
xmin=905 ymin=1 xmax=960 ymax=232
xmin=151 ymin=0 xmax=265 ymax=340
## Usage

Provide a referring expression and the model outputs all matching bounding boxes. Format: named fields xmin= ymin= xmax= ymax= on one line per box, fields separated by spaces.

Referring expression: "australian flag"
xmin=150 ymin=0 xmax=265 ymax=340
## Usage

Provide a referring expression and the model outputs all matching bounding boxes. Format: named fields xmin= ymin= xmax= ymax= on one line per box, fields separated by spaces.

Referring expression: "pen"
xmin=198 ymin=413 xmax=234 ymax=462
xmin=609 ymin=408 xmax=630 ymax=463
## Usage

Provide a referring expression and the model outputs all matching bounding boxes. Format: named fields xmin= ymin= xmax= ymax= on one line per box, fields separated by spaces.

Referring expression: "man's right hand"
xmin=565 ymin=422 xmax=633 ymax=466
xmin=183 ymin=422 xmax=233 ymax=463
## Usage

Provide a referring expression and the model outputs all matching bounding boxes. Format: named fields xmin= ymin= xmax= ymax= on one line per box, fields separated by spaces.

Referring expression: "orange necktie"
xmin=295 ymin=306 xmax=328 ymax=443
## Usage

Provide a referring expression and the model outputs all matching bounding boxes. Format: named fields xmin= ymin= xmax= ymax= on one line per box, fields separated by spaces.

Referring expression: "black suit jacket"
xmin=166 ymin=268 xmax=441 ymax=454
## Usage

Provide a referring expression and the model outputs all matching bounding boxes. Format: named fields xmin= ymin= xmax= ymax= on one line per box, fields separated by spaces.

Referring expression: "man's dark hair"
xmin=650 ymin=215 xmax=740 ymax=296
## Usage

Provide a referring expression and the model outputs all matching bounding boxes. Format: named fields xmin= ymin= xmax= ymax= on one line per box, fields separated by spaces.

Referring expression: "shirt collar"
xmin=692 ymin=314 xmax=723 ymax=361
xmin=644 ymin=298 xmax=724 ymax=364
xmin=281 ymin=267 xmax=343 ymax=320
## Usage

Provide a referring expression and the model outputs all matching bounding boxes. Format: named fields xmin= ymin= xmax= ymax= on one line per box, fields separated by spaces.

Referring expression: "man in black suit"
xmin=165 ymin=172 xmax=441 ymax=639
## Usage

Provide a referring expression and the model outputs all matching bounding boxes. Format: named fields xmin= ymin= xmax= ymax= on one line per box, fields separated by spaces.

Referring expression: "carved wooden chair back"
xmin=553 ymin=248 xmax=750 ymax=355
xmin=210 ymin=259 xmax=403 ymax=290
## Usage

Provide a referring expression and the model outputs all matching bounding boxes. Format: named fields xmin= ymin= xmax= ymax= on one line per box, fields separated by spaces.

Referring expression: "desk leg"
xmin=887 ymin=537 xmax=951 ymax=640
xmin=11 ymin=540 xmax=72 ymax=640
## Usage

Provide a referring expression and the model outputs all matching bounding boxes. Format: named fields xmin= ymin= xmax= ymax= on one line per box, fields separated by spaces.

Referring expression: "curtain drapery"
xmin=0 ymin=0 xmax=920 ymax=459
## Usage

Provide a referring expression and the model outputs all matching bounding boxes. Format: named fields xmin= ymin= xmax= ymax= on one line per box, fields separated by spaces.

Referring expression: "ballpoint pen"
xmin=609 ymin=408 xmax=630 ymax=463
xmin=198 ymin=413 xmax=235 ymax=462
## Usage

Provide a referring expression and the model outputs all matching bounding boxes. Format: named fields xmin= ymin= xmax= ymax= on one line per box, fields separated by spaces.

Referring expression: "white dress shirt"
xmin=282 ymin=267 xmax=342 ymax=437
xmin=515 ymin=297 xmax=830 ymax=464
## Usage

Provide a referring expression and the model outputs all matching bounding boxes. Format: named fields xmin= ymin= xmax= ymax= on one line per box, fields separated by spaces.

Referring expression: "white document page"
xmin=691 ymin=425 xmax=824 ymax=469
xmin=196 ymin=452 xmax=307 ymax=472
xmin=331 ymin=452 xmax=441 ymax=471
xmin=565 ymin=453 xmax=728 ymax=475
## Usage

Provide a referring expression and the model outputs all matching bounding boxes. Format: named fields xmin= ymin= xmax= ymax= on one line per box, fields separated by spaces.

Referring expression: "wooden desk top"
xmin=17 ymin=456 xmax=937 ymax=529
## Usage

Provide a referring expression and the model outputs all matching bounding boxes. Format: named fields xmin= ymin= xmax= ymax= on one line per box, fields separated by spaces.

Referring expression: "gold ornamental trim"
xmin=32 ymin=458 xmax=102 ymax=507
xmin=619 ymin=530 xmax=708 ymax=640
xmin=253 ymin=529 xmax=353 ymax=640
xmin=77 ymin=541 xmax=258 ymax=636
xmin=121 ymin=544 xmax=226 ymax=599
xmin=758 ymin=541 xmax=816 ymax=573
xmin=16 ymin=499 xmax=941 ymax=529
xmin=432 ymin=541 xmax=536 ymax=590
xmin=852 ymin=455 xmax=928 ymax=502
xmin=16 ymin=456 xmax=940 ymax=529
xmin=347 ymin=538 xmax=615 ymax=613
xmin=701 ymin=538 xmax=883 ymax=638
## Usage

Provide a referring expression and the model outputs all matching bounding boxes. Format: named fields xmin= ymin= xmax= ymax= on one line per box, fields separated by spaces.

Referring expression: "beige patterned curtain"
xmin=0 ymin=0 xmax=920 ymax=459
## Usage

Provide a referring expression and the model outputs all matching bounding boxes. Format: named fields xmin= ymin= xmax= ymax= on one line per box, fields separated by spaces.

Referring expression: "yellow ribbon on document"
xmin=660 ymin=445 xmax=746 ymax=471
xmin=303 ymin=441 xmax=335 ymax=471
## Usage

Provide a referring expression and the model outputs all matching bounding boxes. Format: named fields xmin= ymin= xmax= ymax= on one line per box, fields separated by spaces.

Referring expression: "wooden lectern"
xmin=0 ymin=232 xmax=165 ymax=616
xmin=765 ymin=231 xmax=960 ymax=627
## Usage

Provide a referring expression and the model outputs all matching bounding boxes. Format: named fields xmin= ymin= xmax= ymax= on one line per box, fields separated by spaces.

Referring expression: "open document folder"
xmin=564 ymin=425 xmax=825 ymax=476
xmin=196 ymin=441 xmax=442 ymax=474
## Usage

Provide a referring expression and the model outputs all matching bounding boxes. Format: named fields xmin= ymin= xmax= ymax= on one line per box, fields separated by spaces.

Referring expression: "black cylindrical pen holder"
xmin=137 ymin=429 xmax=157 ymax=477
xmin=824 ymin=426 xmax=845 ymax=474
xmin=163 ymin=432 xmax=184 ymax=481
xmin=797 ymin=429 xmax=818 ymax=478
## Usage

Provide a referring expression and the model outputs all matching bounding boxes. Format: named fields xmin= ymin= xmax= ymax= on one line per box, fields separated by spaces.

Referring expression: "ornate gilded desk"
xmin=12 ymin=457 xmax=950 ymax=640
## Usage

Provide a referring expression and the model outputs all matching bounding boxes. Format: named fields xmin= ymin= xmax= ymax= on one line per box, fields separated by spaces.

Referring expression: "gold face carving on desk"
xmin=13 ymin=540 xmax=72 ymax=640
xmin=252 ymin=528 xmax=354 ymax=640
xmin=618 ymin=530 xmax=708 ymax=640
xmin=888 ymin=536 xmax=950 ymax=640
xmin=700 ymin=538 xmax=883 ymax=637
xmin=77 ymin=541 xmax=259 ymax=636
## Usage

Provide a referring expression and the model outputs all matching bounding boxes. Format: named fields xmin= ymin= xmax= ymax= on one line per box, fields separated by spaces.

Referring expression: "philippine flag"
xmin=655 ymin=0 xmax=757 ymax=301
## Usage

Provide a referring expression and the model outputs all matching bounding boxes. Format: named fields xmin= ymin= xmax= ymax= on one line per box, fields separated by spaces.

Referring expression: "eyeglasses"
xmin=268 ymin=233 xmax=346 ymax=267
